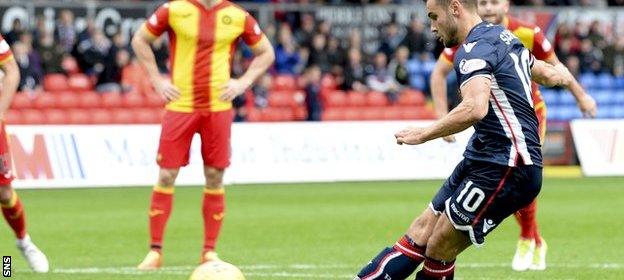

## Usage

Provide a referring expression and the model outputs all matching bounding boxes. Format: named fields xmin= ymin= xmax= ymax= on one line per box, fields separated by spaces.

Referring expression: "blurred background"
xmin=0 ymin=2 xmax=623 ymax=279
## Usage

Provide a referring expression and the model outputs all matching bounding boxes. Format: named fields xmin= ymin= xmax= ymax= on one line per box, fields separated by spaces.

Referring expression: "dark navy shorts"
xmin=430 ymin=158 xmax=542 ymax=246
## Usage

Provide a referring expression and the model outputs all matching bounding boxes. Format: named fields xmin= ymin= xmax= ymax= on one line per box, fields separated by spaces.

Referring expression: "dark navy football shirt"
xmin=454 ymin=21 xmax=542 ymax=167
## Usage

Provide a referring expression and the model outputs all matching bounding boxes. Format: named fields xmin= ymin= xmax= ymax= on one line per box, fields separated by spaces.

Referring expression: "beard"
xmin=441 ymin=18 xmax=460 ymax=47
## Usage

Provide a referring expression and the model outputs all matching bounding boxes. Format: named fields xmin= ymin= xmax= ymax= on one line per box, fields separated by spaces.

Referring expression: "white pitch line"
xmin=14 ymin=262 xmax=623 ymax=278
xmin=246 ymin=272 xmax=353 ymax=279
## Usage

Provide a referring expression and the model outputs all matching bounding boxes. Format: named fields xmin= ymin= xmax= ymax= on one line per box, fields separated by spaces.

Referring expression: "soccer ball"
xmin=189 ymin=261 xmax=245 ymax=280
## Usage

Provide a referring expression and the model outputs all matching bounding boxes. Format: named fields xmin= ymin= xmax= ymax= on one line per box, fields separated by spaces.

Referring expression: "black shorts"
xmin=430 ymin=158 xmax=542 ymax=246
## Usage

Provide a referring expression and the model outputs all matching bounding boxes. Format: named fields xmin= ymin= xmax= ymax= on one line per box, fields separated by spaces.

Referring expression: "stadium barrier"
xmin=8 ymin=122 xmax=473 ymax=189
xmin=571 ymin=119 xmax=624 ymax=177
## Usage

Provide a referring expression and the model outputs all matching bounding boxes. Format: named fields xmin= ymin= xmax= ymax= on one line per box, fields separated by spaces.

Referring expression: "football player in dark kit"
xmin=354 ymin=0 xmax=580 ymax=279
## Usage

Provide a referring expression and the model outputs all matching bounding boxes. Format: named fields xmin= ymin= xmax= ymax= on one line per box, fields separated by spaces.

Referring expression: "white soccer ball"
xmin=189 ymin=261 xmax=245 ymax=280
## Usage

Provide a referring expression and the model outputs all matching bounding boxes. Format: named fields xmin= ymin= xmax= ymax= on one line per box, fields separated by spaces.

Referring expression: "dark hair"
xmin=423 ymin=0 xmax=477 ymax=10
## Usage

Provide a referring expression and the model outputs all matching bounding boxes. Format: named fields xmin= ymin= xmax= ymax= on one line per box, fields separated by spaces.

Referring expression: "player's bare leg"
xmin=138 ymin=168 xmax=179 ymax=270
xmin=406 ymin=207 xmax=440 ymax=245
xmin=1 ymin=186 xmax=49 ymax=273
xmin=200 ymin=166 xmax=225 ymax=263
xmin=355 ymin=208 xmax=438 ymax=280
xmin=414 ymin=214 xmax=471 ymax=280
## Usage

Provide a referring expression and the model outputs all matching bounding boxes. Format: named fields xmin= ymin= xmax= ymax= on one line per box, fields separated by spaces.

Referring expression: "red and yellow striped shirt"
xmin=0 ymin=35 xmax=13 ymax=65
xmin=440 ymin=16 xmax=555 ymax=107
xmin=144 ymin=0 xmax=265 ymax=112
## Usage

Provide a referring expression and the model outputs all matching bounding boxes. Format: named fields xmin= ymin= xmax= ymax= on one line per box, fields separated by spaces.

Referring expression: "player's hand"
xmin=153 ymin=78 xmax=181 ymax=102
xmin=577 ymin=94 xmax=597 ymax=118
xmin=442 ymin=135 xmax=456 ymax=143
xmin=220 ymin=78 xmax=251 ymax=102
xmin=395 ymin=127 xmax=428 ymax=145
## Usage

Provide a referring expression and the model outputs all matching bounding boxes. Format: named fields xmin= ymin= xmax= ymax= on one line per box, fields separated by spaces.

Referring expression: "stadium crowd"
xmin=2 ymin=7 xmax=622 ymax=122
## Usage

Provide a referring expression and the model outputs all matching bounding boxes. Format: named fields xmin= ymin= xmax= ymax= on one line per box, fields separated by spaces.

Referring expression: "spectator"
xmin=378 ymin=22 xmax=406 ymax=59
xmin=5 ymin=19 xmax=25 ymax=46
xmin=36 ymin=31 xmax=65 ymax=74
xmin=30 ymin=16 xmax=47 ymax=49
xmin=77 ymin=18 xmax=96 ymax=43
xmin=317 ymin=20 xmax=332 ymax=38
xmin=402 ymin=17 xmax=428 ymax=57
xmin=347 ymin=29 xmax=363 ymax=51
xmin=12 ymin=42 xmax=42 ymax=91
xmin=96 ymin=48 xmax=131 ymax=93
xmin=303 ymin=65 xmax=323 ymax=121
xmin=55 ymin=9 xmax=77 ymax=52
xmin=252 ymin=73 xmax=271 ymax=109
xmin=108 ymin=32 xmax=127 ymax=60
xmin=587 ymin=20 xmax=606 ymax=48
xmin=367 ymin=52 xmax=399 ymax=102
xmin=603 ymin=36 xmax=624 ymax=75
xmin=18 ymin=33 xmax=43 ymax=80
xmin=388 ymin=46 xmax=411 ymax=88
xmin=274 ymin=24 xmax=302 ymax=74
xmin=327 ymin=36 xmax=345 ymax=73
xmin=307 ymin=34 xmax=331 ymax=73
xmin=578 ymin=39 xmax=603 ymax=73
xmin=73 ymin=29 xmax=111 ymax=75
xmin=342 ymin=48 xmax=368 ymax=92
xmin=294 ymin=13 xmax=315 ymax=47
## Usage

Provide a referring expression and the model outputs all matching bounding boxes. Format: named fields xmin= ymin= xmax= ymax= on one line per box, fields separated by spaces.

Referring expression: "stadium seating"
xmin=68 ymin=74 xmax=93 ymax=92
xmin=13 ymin=68 xmax=623 ymax=125
xmin=43 ymin=74 xmax=70 ymax=92
xmin=272 ymin=75 xmax=298 ymax=91
xmin=12 ymin=94 xmax=32 ymax=110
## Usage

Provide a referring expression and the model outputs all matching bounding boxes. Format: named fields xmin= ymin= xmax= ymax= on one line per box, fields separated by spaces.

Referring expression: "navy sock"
xmin=356 ymin=235 xmax=426 ymax=280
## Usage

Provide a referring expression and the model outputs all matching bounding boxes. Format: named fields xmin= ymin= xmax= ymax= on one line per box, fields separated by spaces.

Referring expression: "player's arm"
xmin=430 ymin=55 xmax=456 ymax=142
xmin=395 ymin=76 xmax=490 ymax=145
xmin=542 ymin=55 xmax=596 ymax=117
xmin=0 ymin=56 xmax=19 ymax=120
xmin=131 ymin=27 xmax=180 ymax=101
xmin=530 ymin=59 xmax=571 ymax=88
xmin=131 ymin=4 xmax=180 ymax=101
xmin=221 ymin=37 xmax=275 ymax=101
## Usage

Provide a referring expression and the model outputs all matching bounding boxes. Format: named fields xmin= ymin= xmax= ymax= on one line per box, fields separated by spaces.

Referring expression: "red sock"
xmin=149 ymin=185 xmax=174 ymax=252
xmin=393 ymin=235 xmax=426 ymax=262
xmin=1 ymin=191 xmax=27 ymax=239
xmin=416 ymin=257 xmax=455 ymax=279
xmin=531 ymin=200 xmax=542 ymax=247
xmin=515 ymin=199 xmax=537 ymax=242
xmin=202 ymin=188 xmax=225 ymax=252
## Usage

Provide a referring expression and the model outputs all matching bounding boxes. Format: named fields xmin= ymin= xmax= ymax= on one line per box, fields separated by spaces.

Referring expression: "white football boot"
xmin=529 ymin=239 xmax=548 ymax=271
xmin=512 ymin=239 xmax=535 ymax=271
xmin=16 ymin=235 xmax=49 ymax=273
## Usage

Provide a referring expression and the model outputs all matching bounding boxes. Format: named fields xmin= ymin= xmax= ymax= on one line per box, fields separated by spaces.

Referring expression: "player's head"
xmin=477 ymin=0 xmax=509 ymax=25
xmin=424 ymin=0 xmax=478 ymax=47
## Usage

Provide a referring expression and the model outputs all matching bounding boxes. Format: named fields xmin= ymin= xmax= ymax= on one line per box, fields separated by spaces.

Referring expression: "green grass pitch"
xmin=1 ymin=177 xmax=623 ymax=279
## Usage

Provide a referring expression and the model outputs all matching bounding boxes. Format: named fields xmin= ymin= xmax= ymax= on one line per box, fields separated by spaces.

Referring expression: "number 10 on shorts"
xmin=456 ymin=181 xmax=486 ymax=212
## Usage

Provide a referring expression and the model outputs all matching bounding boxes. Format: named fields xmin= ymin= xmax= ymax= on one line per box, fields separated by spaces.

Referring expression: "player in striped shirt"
xmin=429 ymin=0 xmax=596 ymax=271
xmin=131 ymin=0 xmax=274 ymax=269
xmin=0 ymin=35 xmax=49 ymax=273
